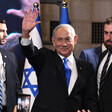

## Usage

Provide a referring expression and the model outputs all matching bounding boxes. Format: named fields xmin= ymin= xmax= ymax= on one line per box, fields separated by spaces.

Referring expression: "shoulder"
xmin=39 ymin=47 xmax=54 ymax=55
xmin=82 ymin=45 xmax=101 ymax=52
xmin=75 ymin=57 xmax=94 ymax=74
xmin=76 ymin=56 xmax=93 ymax=66
xmin=0 ymin=48 xmax=16 ymax=58
xmin=82 ymin=47 xmax=97 ymax=53
xmin=80 ymin=45 xmax=102 ymax=56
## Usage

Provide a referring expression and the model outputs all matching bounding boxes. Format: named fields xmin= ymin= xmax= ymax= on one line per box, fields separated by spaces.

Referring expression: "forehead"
xmin=55 ymin=27 xmax=73 ymax=36
xmin=0 ymin=23 xmax=7 ymax=30
xmin=104 ymin=24 xmax=112 ymax=31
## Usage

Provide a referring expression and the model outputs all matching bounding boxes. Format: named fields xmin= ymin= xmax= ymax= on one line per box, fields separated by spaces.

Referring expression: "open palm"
xmin=22 ymin=8 xmax=40 ymax=36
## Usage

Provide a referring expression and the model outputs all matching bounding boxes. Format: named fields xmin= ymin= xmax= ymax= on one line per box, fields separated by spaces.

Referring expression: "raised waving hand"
xmin=22 ymin=8 xmax=40 ymax=38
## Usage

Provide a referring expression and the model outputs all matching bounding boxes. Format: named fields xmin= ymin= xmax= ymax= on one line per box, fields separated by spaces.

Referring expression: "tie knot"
xmin=63 ymin=58 xmax=68 ymax=62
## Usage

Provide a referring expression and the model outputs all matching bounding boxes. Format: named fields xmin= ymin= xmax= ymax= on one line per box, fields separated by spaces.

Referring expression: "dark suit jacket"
xmin=10 ymin=43 xmax=25 ymax=85
xmin=21 ymin=42 xmax=98 ymax=112
xmin=79 ymin=45 xmax=102 ymax=72
xmin=0 ymin=48 xmax=22 ymax=112
xmin=96 ymin=50 xmax=112 ymax=112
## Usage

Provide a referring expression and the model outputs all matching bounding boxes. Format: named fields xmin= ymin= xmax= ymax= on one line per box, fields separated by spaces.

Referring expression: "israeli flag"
xmin=22 ymin=2 xmax=42 ymax=111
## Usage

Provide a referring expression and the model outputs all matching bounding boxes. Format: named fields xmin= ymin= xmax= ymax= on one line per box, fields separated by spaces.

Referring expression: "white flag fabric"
xmin=22 ymin=2 xmax=42 ymax=111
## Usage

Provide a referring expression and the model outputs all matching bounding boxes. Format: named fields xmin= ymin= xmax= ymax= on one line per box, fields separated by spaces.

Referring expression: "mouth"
xmin=1 ymin=39 xmax=6 ymax=44
xmin=106 ymin=40 xmax=112 ymax=45
xmin=61 ymin=47 xmax=68 ymax=51
xmin=106 ymin=42 xmax=112 ymax=45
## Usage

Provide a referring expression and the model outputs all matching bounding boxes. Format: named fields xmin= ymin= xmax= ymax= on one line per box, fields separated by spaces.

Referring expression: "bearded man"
xmin=97 ymin=17 xmax=112 ymax=112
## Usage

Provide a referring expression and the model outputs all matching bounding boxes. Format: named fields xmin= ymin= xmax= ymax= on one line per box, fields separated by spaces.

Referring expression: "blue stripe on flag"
xmin=36 ymin=13 xmax=42 ymax=38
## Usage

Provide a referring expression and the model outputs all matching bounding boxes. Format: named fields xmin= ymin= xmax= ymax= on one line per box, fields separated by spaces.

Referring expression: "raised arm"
xmin=22 ymin=8 xmax=40 ymax=39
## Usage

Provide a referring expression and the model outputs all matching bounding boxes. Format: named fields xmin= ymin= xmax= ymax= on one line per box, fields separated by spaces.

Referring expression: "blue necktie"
xmin=63 ymin=58 xmax=71 ymax=88
xmin=0 ymin=80 xmax=2 ymax=111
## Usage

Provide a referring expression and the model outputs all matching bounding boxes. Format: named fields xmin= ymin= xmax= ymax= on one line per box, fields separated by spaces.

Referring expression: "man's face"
xmin=52 ymin=27 xmax=78 ymax=57
xmin=0 ymin=23 xmax=7 ymax=45
xmin=104 ymin=24 xmax=112 ymax=51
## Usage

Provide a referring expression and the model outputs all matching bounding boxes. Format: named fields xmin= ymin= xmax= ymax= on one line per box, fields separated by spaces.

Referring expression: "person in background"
xmin=79 ymin=18 xmax=110 ymax=72
xmin=20 ymin=8 xmax=98 ymax=112
xmin=0 ymin=17 xmax=22 ymax=112
xmin=96 ymin=17 xmax=112 ymax=112
xmin=0 ymin=18 xmax=25 ymax=85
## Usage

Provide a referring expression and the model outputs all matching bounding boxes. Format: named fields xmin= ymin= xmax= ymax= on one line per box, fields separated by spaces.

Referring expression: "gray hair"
xmin=52 ymin=24 xmax=76 ymax=38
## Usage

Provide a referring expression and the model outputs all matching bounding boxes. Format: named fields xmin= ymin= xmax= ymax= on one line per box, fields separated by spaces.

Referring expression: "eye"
xmin=0 ymin=30 xmax=4 ymax=33
xmin=57 ymin=38 xmax=63 ymax=42
xmin=65 ymin=37 xmax=72 ymax=42
xmin=104 ymin=31 xmax=108 ymax=34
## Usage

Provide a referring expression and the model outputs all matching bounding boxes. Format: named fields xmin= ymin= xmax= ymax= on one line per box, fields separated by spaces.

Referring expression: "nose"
xmin=62 ymin=39 xmax=67 ymax=46
xmin=3 ymin=31 xmax=7 ymax=37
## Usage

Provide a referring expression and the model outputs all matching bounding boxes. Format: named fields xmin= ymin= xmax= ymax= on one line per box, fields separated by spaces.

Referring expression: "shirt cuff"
xmin=21 ymin=37 xmax=31 ymax=46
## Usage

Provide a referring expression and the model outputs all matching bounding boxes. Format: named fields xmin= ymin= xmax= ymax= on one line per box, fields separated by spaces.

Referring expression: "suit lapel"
xmin=53 ymin=51 xmax=68 ymax=94
xmin=97 ymin=50 xmax=108 ymax=70
xmin=69 ymin=56 xmax=84 ymax=95
xmin=94 ymin=46 xmax=102 ymax=65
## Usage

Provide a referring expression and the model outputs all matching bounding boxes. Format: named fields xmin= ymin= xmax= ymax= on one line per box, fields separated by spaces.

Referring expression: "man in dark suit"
xmin=0 ymin=48 xmax=22 ymax=112
xmin=79 ymin=45 xmax=106 ymax=72
xmin=96 ymin=17 xmax=112 ymax=112
xmin=0 ymin=17 xmax=22 ymax=112
xmin=20 ymin=9 xmax=98 ymax=112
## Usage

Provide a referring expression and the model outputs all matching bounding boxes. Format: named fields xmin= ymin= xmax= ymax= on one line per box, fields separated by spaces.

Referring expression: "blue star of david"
xmin=22 ymin=67 xmax=38 ymax=97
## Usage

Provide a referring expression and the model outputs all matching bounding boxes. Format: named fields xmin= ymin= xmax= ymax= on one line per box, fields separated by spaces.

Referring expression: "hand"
xmin=22 ymin=8 xmax=40 ymax=38
xmin=77 ymin=109 xmax=91 ymax=112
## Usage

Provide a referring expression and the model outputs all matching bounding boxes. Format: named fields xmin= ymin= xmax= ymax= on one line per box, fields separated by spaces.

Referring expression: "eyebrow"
xmin=104 ymin=30 xmax=112 ymax=33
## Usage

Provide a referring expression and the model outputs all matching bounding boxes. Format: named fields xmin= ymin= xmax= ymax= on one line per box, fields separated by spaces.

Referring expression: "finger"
xmin=77 ymin=110 xmax=81 ymax=112
xmin=35 ymin=21 xmax=41 ymax=26
xmin=28 ymin=8 xmax=33 ymax=17
xmin=23 ymin=10 xmax=28 ymax=20
xmin=82 ymin=109 xmax=86 ymax=112
xmin=87 ymin=110 xmax=91 ymax=112
xmin=32 ymin=9 xmax=39 ymax=20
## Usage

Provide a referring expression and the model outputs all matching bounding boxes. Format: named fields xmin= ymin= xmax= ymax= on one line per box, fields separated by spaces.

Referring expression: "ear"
xmin=74 ymin=35 xmax=78 ymax=44
xmin=52 ymin=37 xmax=55 ymax=46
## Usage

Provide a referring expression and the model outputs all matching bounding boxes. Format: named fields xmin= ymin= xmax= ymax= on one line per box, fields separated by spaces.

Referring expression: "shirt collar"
xmin=58 ymin=52 xmax=74 ymax=63
xmin=102 ymin=43 xmax=107 ymax=52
